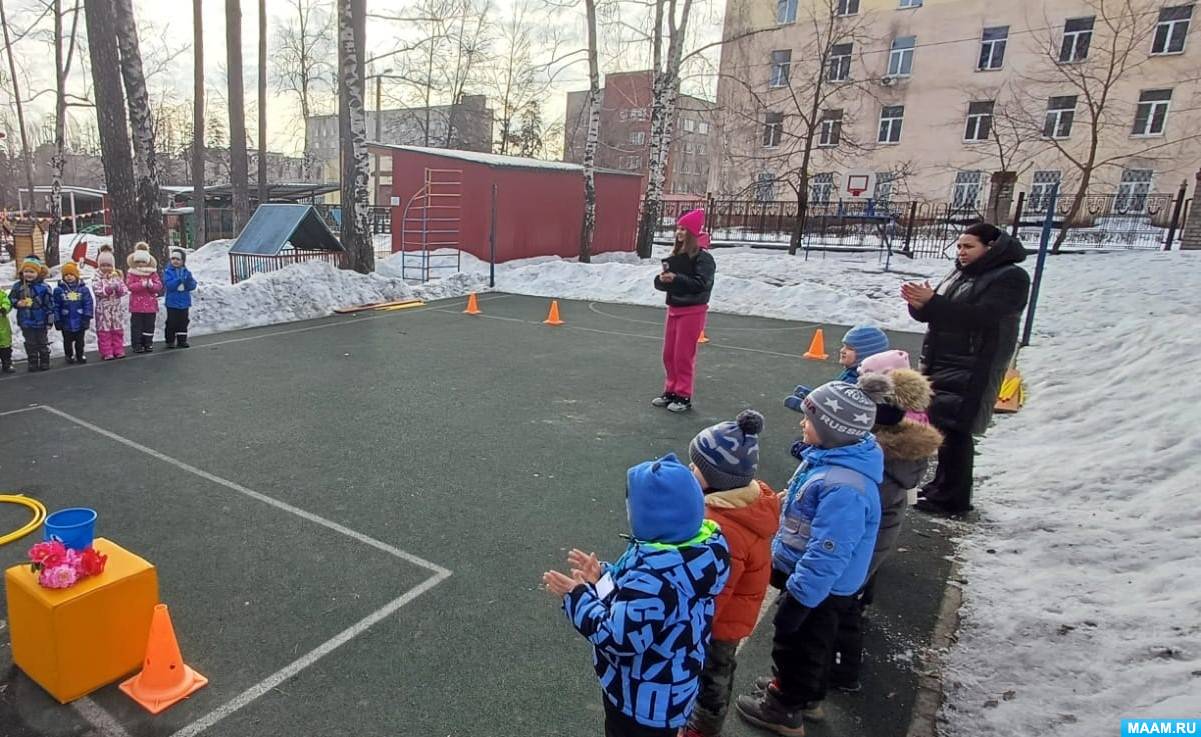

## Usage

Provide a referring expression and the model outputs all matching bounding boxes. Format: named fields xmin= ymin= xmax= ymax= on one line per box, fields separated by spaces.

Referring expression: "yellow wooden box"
xmin=4 ymin=537 xmax=158 ymax=703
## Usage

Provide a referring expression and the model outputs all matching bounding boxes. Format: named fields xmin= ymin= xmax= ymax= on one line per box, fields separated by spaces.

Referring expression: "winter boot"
xmin=133 ymin=345 xmax=145 ymax=354
xmin=736 ymin=687 xmax=807 ymax=736
xmin=39 ymin=351 xmax=51 ymax=370
xmin=176 ymin=335 xmax=190 ymax=348
xmin=651 ymin=392 xmax=677 ymax=408
xmin=1 ymin=348 xmax=13 ymax=374
xmin=749 ymin=678 xmax=826 ymax=721
xmin=667 ymin=396 xmax=693 ymax=413
xmin=76 ymin=354 xmax=87 ymax=365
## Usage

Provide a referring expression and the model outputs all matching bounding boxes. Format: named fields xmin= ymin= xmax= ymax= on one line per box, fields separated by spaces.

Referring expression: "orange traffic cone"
xmin=803 ymin=328 xmax=829 ymax=360
xmin=543 ymin=300 xmax=564 ymax=326
xmin=120 ymin=604 xmax=208 ymax=714
xmin=463 ymin=293 xmax=482 ymax=315
xmin=697 ymin=329 xmax=710 ymax=344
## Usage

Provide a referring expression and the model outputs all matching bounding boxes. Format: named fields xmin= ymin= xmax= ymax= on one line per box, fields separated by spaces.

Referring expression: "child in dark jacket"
xmin=737 ymin=381 xmax=883 ymax=735
xmin=53 ymin=262 xmax=95 ymax=364
xmin=162 ymin=248 xmax=197 ymax=348
xmin=682 ymin=410 xmax=780 ymax=737
xmin=9 ymin=256 xmax=56 ymax=371
xmin=652 ymin=209 xmax=716 ymax=414
xmin=826 ymin=371 xmax=943 ymax=692
xmin=543 ymin=453 xmax=731 ymax=737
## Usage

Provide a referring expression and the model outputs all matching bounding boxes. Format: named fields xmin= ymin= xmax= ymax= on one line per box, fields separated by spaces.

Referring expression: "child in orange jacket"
xmin=683 ymin=409 xmax=780 ymax=737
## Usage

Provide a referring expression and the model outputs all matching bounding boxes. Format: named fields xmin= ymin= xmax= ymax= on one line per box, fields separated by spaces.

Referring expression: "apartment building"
xmin=711 ymin=0 xmax=1201 ymax=210
xmin=564 ymin=70 xmax=717 ymax=196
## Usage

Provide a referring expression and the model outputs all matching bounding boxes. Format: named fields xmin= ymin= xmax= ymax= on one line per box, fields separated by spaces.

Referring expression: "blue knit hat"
xmin=626 ymin=453 xmax=704 ymax=544
xmin=842 ymin=325 xmax=889 ymax=365
xmin=689 ymin=410 xmax=764 ymax=491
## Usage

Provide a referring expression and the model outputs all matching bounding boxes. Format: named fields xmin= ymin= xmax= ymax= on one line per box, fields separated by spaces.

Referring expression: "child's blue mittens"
xmin=789 ymin=440 xmax=809 ymax=460
xmin=784 ymin=386 xmax=810 ymax=413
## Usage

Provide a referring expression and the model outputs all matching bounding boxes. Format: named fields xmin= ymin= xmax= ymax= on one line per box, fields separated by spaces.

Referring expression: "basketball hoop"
xmin=846 ymin=174 xmax=870 ymax=197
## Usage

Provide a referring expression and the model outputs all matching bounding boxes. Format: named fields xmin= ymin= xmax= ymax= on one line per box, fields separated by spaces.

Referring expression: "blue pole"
xmin=1020 ymin=183 xmax=1057 ymax=347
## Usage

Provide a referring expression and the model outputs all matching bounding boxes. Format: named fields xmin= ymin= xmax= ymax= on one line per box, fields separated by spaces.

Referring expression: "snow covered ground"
xmin=4 ymin=236 xmax=1197 ymax=733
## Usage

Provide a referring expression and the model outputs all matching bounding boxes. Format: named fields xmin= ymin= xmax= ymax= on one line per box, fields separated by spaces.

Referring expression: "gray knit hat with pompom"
xmin=689 ymin=409 xmax=765 ymax=491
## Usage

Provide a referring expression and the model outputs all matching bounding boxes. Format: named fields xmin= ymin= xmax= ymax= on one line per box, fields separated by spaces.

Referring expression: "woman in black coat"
xmin=901 ymin=222 xmax=1031 ymax=515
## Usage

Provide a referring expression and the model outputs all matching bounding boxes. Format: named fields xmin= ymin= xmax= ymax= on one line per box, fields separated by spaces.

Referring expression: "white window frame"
xmin=697 ymin=121 xmax=710 ymax=135
xmin=683 ymin=118 xmax=696 ymax=132
xmin=878 ymin=105 xmax=904 ymax=144
xmin=630 ymin=131 xmax=646 ymax=145
xmin=978 ymin=26 xmax=1008 ymax=70
xmin=770 ymin=49 xmax=792 ymax=88
xmin=1116 ymin=169 xmax=1154 ymax=213
xmin=836 ymin=0 xmax=859 ymax=15
xmin=1028 ymin=170 xmax=1061 ymax=213
xmin=828 ymin=43 xmax=853 ymax=82
xmin=810 ymin=173 xmax=835 ymax=205
xmin=899 ymin=0 xmax=922 ymax=8
xmin=1152 ymin=5 xmax=1193 ymax=55
xmin=888 ymin=36 xmax=915 ymax=77
xmin=964 ymin=100 xmax=994 ymax=142
xmin=777 ymin=0 xmax=798 ymax=24
xmin=1132 ymin=89 xmax=1172 ymax=136
xmin=763 ymin=112 xmax=784 ymax=148
xmin=756 ymin=172 xmax=776 ymax=202
xmin=1043 ymin=96 xmax=1077 ymax=139
xmin=1060 ymin=17 xmax=1094 ymax=62
xmin=818 ymin=109 xmax=843 ymax=147
xmin=952 ymin=171 xmax=985 ymax=209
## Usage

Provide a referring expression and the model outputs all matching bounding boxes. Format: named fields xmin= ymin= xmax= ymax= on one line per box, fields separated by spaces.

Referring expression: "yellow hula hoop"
xmin=0 ymin=494 xmax=48 ymax=546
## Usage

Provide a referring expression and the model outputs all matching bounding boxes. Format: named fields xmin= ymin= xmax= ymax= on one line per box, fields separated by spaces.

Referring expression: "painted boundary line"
xmin=18 ymin=405 xmax=451 ymax=737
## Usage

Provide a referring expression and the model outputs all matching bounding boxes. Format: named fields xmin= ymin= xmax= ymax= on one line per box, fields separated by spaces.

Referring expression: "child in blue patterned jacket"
xmin=543 ymin=453 xmax=731 ymax=737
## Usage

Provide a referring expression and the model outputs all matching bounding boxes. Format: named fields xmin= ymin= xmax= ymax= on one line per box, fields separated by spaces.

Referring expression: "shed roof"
xmin=368 ymin=143 xmax=640 ymax=176
xmin=229 ymin=204 xmax=343 ymax=255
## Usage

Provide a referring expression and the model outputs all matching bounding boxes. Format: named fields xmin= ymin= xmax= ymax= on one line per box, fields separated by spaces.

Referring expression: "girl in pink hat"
xmin=652 ymin=209 xmax=715 ymax=413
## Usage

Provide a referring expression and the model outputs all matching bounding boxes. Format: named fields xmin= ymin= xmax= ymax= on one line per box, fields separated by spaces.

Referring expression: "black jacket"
xmin=654 ymin=250 xmax=715 ymax=307
xmin=909 ymin=234 xmax=1031 ymax=435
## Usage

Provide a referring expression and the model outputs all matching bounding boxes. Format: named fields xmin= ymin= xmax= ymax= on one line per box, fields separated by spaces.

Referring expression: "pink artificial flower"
xmin=39 ymin=564 xmax=79 ymax=589
xmin=29 ymin=540 xmax=67 ymax=567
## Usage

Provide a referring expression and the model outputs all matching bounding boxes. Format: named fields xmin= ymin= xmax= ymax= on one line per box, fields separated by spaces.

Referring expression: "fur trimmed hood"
xmin=890 ymin=368 xmax=932 ymax=412
xmin=875 ymin=420 xmax=943 ymax=461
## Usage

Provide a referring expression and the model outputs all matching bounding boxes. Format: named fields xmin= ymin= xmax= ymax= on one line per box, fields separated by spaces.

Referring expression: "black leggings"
xmin=922 ymin=427 xmax=975 ymax=512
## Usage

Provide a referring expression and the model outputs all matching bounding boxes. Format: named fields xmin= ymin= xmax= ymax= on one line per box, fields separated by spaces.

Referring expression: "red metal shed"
xmin=377 ymin=144 xmax=642 ymax=263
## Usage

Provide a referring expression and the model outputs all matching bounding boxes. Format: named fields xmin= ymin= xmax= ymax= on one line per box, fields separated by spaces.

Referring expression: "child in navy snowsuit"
xmin=162 ymin=248 xmax=197 ymax=348
xmin=785 ymin=324 xmax=889 ymax=460
xmin=9 ymin=256 xmax=56 ymax=371
xmin=53 ymin=262 xmax=94 ymax=364
xmin=543 ymin=453 xmax=731 ymax=737
xmin=737 ymin=381 xmax=882 ymax=735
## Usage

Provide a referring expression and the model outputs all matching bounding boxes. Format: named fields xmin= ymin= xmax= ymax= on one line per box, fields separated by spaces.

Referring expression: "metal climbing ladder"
xmin=400 ymin=168 xmax=463 ymax=282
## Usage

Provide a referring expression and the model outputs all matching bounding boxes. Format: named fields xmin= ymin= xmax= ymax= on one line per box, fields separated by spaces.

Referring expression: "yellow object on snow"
xmin=995 ymin=368 xmax=1025 ymax=414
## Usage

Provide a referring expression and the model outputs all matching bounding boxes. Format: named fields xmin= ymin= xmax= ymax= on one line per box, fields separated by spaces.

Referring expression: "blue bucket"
xmin=43 ymin=508 xmax=98 ymax=550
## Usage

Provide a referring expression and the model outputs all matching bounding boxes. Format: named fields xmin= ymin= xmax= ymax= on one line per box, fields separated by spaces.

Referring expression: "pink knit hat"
xmin=677 ymin=209 xmax=705 ymax=237
xmin=859 ymin=349 xmax=911 ymax=375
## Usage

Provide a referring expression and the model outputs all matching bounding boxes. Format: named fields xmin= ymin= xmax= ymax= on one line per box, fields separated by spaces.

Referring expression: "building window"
xmin=978 ymin=26 xmax=1008 ymax=70
xmin=1133 ymin=89 xmax=1172 ymax=136
xmin=878 ymin=105 xmax=904 ymax=143
xmin=964 ymin=100 xmax=994 ymax=141
xmin=697 ymin=121 xmax=710 ymax=135
xmin=630 ymin=131 xmax=646 ymax=145
xmin=756 ymin=172 xmax=776 ymax=202
xmin=1060 ymin=17 xmax=1094 ymax=62
xmin=763 ymin=112 xmax=784 ymax=148
xmin=1152 ymin=5 xmax=1192 ymax=54
xmin=770 ymin=50 xmax=792 ymax=87
xmin=1028 ymin=170 xmax=1061 ymax=212
xmin=683 ymin=118 xmax=696 ymax=133
xmin=818 ymin=109 xmax=843 ymax=147
xmin=777 ymin=0 xmax=798 ymax=24
xmin=874 ymin=172 xmax=895 ymax=203
xmin=836 ymin=0 xmax=859 ymax=14
xmin=1043 ymin=96 xmax=1077 ymax=139
xmin=1116 ymin=169 xmax=1154 ymax=212
xmin=684 ymin=142 xmax=694 ymax=153
xmin=810 ymin=173 xmax=835 ymax=205
xmin=952 ymin=171 xmax=984 ymax=209
xmin=899 ymin=0 xmax=921 ymax=7
xmin=697 ymin=143 xmax=706 ymax=156
xmin=621 ymin=155 xmax=642 ymax=170
xmin=888 ymin=36 xmax=915 ymax=77
xmin=828 ymin=43 xmax=853 ymax=82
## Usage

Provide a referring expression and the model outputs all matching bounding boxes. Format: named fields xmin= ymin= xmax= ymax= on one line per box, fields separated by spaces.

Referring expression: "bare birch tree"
xmin=227 ymin=0 xmax=251 ymax=230
xmin=83 ymin=0 xmax=139 ymax=264
xmin=46 ymin=0 xmax=81 ymax=264
xmin=113 ymin=0 xmax=168 ymax=260
xmin=273 ymin=0 xmax=335 ymax=179
xmin=578 ymin=0 xmax=599 ymax=262
xmin=257 ymin=0 xmax=267 ymax=202
xmin=337 ymin=0 xmax=372 ymax=272
xmin=1 ymin=0 xmax=37 ymax=232
xmin=193 ymin=0 xmax=205 ymax=248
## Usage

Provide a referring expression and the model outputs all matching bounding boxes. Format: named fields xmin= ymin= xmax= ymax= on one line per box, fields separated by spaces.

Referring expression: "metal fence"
xmin=228 ymin=250 xmax=346 ymax=284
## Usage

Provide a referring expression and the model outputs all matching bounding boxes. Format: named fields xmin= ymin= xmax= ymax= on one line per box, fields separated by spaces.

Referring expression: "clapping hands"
xmin=541 ymin=548 xmax=602 ymax=597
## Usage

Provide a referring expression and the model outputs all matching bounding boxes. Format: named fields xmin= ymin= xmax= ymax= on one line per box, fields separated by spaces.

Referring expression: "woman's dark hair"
xmin=964 ymin=222 xmax=1003 ymax=246
xmin=672 ymin=229 xmax=700 ymax=258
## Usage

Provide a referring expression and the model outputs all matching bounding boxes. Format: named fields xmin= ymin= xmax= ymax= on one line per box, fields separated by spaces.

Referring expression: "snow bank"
xmin=942 ymin=250 xmax=1201 ymax=736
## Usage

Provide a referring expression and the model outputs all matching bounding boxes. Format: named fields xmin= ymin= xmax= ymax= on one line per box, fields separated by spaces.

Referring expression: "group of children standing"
xmin=1 ymin=243 xmax=197 ymax=372
xmin=545 ymin=325 xmax=943 ymax=737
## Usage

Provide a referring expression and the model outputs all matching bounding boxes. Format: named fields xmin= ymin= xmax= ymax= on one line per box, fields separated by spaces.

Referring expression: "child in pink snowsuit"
xmin=125 ymin=242 xmax=162 ymax=353
xmin=652 ymin=209 xmax=715 ymax=413
xmin=92 ymin=246 xmax=128 ymax=360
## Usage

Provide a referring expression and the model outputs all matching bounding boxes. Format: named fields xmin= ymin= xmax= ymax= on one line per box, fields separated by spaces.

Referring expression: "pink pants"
xmin=662 ymin=304 xmax=708 ymax=399
xmin=97 ymin=329 xmax=125 ymax=359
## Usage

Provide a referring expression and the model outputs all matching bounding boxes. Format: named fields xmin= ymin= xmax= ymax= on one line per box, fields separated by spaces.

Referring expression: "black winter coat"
xmin=909 ymin=234 xmax=1031 ymax=434
xmin=654 ymin=250 xmax=715 ymax=307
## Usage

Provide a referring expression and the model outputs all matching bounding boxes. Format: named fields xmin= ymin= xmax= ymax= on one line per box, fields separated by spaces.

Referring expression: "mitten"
xmin=790 ymin=439 xmax=809 ymax=460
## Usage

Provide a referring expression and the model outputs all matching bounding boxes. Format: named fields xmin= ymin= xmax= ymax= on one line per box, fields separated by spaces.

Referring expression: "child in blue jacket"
xmin=544 ymin=453 xmax=731 ymax=736
xmin=53 ymin=262 xmax=94 ymax=364
xmin=9 ymin=256 xmax=55 ymax=371
xmin=162 ymin=248 xmax=197 ymax=348
xmin=737 ymin=381 xmax=883 ymax=735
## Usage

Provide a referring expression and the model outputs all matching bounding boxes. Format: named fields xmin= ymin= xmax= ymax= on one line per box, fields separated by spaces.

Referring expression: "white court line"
xmin=24 ymin=405 xmax=452 ymax=736
xmin=73 ymin=697 xmax=135 ymax=737
xmin=0 ymin=406 xmax=42 ymax=417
